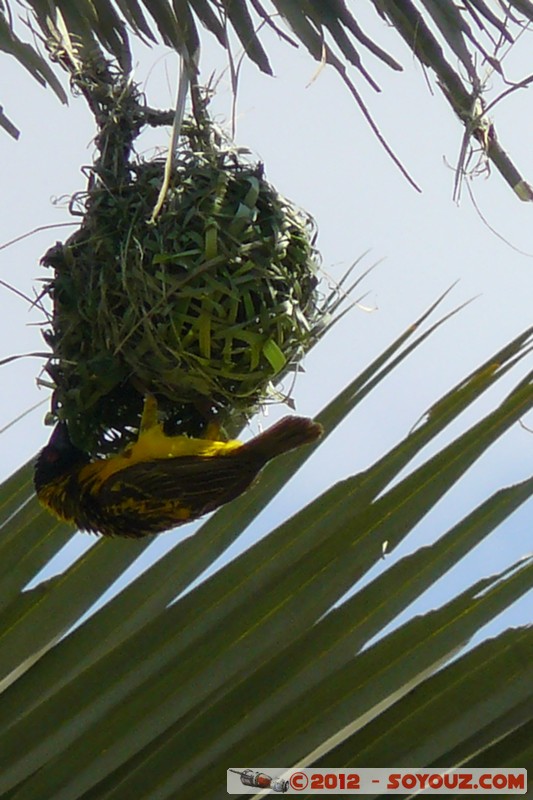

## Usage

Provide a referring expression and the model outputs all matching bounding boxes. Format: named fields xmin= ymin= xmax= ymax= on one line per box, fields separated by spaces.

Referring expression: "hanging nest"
xmin=41 ymin=116 xmax=325 ymax=454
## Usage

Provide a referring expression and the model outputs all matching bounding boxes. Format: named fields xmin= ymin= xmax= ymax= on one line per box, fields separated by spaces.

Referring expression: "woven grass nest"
xmin=41 ymin=120 xmax=324 ymax=454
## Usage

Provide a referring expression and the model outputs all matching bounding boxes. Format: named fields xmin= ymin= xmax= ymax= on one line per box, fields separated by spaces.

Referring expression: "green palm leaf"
xmin=3 ymin=0 xmax=533 ymax=197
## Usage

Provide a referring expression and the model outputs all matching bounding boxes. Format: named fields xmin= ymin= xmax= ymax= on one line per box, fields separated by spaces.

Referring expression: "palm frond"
xmin=0 ymin=301 xmax=531 ymax=798
xmin=3 ymin=0 xmax=533 ymax=196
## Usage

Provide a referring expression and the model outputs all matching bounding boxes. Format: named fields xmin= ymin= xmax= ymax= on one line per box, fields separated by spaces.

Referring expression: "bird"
xmin=34 ymin=395 xmax=323 ymax=537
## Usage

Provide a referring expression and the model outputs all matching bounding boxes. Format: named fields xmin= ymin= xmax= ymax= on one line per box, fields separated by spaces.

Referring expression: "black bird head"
xmin=34 ymin=423 xmax=90 ymax=492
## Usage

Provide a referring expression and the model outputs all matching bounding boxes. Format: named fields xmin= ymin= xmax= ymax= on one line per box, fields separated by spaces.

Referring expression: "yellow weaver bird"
xmin=34 ymin=395 xmax=323 ymax=537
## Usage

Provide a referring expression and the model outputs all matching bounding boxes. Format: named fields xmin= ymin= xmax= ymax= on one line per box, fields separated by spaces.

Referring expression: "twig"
xmin=465 ymin=179 xmax=533 ymax=257
xmin=149 ymin=57 xmax=191 ymax=223
xmin=0 ymin=222 xmax=78 ymax=252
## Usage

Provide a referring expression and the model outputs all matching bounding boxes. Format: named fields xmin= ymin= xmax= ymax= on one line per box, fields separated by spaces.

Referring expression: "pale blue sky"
xmin=0 ymin=5 xmax=532 ymax=639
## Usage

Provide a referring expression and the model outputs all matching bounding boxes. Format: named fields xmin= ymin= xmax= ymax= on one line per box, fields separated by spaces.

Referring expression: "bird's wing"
xmin=99 ymin=453 xmax=261 ymax=511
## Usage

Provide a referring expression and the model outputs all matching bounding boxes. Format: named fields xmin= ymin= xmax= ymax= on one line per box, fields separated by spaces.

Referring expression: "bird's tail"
xmin=240 ymin=416 xmax=323 ymax=462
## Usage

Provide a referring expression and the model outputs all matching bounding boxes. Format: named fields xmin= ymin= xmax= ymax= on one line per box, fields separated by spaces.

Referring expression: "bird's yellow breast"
xmin=78 ymin=424 xmax=243 ymax=490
